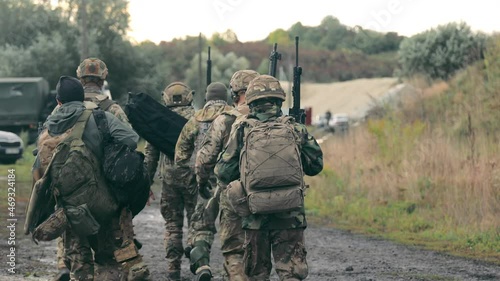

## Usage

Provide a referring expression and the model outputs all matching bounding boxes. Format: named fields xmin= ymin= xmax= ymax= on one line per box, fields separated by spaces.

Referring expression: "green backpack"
xmin=238 ymin=116 xmax=305 ymax=214
xmin=49 ymin=109 xmax=119 ymax=225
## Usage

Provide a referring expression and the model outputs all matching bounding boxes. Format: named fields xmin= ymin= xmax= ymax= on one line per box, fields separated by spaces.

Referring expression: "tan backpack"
xmin=237 ymin=116 xmax=305 ymax=214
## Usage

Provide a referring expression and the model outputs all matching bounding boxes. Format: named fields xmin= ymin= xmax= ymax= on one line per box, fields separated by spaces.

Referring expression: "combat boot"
xmin=166 ymin=270 xmax=181 ymax=281
xmin=52 ymin=268 xmax=70 ymax=281
xmin=193 ymin=265 xmax=212 ymax=281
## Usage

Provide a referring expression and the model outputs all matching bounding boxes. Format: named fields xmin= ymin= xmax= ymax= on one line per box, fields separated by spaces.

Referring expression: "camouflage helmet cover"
xmin=245 ymin=75 xmax=286 ymax=104
xmin=76 ymin=58 xmax=108 ymax=80
xmin=229 ymin=70 xmax=260 ymax=93
xmin=205 ymin=82 xmax=228 ymax=102
xmin=162 ymin=82 xmax=193 ymax=106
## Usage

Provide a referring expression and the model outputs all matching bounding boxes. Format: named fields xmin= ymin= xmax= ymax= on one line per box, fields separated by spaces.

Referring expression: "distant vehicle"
xmin=0 ymin=77 xmax=57 ymax=144
xmin=0 ymin=130 xmax=24 ymax=164
xmin=329 ymin=113 xmax=349 ymax=132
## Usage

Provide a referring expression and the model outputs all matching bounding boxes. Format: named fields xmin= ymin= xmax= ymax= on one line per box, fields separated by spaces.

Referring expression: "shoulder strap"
xmin=40 ymin=109 xmax=93 ymax=184
xmin=92 ymin=109 xmax=111 ymax=142
xmin=67 ymin=109 xmax=93 ymax=141
xmin=98 ymin=98 xmax=116 ymax=111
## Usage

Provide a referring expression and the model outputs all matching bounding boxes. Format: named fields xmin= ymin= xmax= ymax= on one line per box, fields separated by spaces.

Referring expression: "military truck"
xmin=0 ymin=77 xmax=57 ymax=144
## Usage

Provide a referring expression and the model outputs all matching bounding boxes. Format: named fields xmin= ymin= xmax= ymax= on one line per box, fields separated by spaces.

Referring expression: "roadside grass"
xmin=0 ymin=143 xmax=36 ymax=235
xmin=306 ymin=48 xmax=500 ymax=265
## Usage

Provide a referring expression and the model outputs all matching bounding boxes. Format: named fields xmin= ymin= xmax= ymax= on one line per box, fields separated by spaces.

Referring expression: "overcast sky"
xmin=127 ymin=0 xmax=500 ymax=43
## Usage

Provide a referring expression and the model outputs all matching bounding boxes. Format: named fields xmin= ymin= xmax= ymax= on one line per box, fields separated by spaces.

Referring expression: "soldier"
xmin=175 ymin=82 xmax=234 ymax=281
xmin=32 ymin=76 xmax=149 ymax=281
xmin=215 ymin=75 xmax=323 ymax=281
xmin=143 ymin=82 xmax=196 ymax=281
xmin=76 ymin=57 xmax=129 ymax=123
xmin=51 ymin=57 xmax=146 ymax=281
xmin=192 ymin=70 xmax=259 ymax=281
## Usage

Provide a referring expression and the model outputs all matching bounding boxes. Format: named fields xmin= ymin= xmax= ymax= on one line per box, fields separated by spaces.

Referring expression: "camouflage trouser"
xmin=189 ymin=182 xmax=248 ymax=280
xmin=160 ymin=175 xmax=198 ymax=279
xmin=243 ymin=228 xmax=308 ymax=281
xmin=219 ymin=189 xmax=247 ymax=280
xmin=57 ymin=236 xmax=66 ymax=270
xmin=63 ymin=208 xmax=150 ymax=281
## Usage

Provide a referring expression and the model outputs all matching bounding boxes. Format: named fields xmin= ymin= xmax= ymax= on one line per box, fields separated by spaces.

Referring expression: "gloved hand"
xmin=198 ymin=182 xmax=212 ymax=199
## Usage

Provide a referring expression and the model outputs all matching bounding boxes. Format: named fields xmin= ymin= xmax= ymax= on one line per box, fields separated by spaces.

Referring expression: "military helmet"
xmin=162 ymin=82 xmax=193 ymax=106
xmin=76 ymin=58 xmax=108 ymax=80
xmin=205 ymin=82 xmax=228 ymax=102
xmin=245 ymin=75 xmax=286 ymax=105
xmin=229 ymin=70 xmax=259 ymax=93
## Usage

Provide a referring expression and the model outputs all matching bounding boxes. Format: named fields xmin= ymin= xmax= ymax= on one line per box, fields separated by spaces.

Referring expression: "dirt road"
xmin=1 ymin=199 xmax=499 ymax=281
xmin=1 ymin=78 xmax=498 ymax=280
xmin=282 ymin=78 xmax=401 ymax=121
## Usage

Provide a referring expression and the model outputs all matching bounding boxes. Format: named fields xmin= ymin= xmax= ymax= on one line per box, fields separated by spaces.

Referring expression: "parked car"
xmin=0 ymin=130 xmax=24 ymax=164
xmin=329 ymin=113 xmax=349 ymax=133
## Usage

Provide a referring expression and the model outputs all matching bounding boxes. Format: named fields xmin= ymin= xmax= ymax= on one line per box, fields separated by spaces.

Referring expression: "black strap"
xmin=92 ymin=109 xmax=112 ymax=142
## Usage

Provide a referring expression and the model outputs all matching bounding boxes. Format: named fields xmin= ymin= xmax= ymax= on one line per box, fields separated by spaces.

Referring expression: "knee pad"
xmin=189 ymin=240 xmax=211 ymax=274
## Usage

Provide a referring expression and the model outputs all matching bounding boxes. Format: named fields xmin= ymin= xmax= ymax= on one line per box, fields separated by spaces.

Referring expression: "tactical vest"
xmin=237 ymin=116 xmax=305 ymax=214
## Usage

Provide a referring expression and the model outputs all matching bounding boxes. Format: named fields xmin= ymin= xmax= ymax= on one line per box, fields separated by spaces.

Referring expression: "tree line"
xmin=0 ymin=0 xmax=490 ymax=104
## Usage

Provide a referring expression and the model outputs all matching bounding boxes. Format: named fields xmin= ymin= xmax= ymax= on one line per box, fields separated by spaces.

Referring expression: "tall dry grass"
xmin=306 ymin=38 xmax=500 ymax=260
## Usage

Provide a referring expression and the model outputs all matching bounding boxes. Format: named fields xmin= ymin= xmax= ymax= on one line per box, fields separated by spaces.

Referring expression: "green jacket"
xmin=175 ymin=100 xmax=234 ymax=186
xmin=214 ymin=105 xmax=323 ymax=230
xmin=34 ymin=101 xmax=138 ymax=168
xmin=195 ymin=107 xmax=243 ymax=186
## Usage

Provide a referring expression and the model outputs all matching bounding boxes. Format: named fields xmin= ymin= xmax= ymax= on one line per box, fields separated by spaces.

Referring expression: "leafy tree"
xmin=267 ymin=29 xmax=291 ymax=46
xmin=0 ymin=45 xmax=32 ymax=77
xmin=29 ymin=32 xmax=77 ymax=86
xmin=0 ymin=0 xmax=71 ymax=47
xmin=398 ymin=22 xmax=486 ymax=80
xmin=210 ymin=29 xmax=239 ymax=47
xmin=185 ymin=48 xmax=250 ymax=109
xmin=132 ymin=41 xmax=173 ymax=101
xmin=288 ymin=22 xmax=307 ymax=39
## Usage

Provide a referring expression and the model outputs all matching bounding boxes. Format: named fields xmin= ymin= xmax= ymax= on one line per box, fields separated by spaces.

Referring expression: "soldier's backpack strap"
xmin=66 ymin=109 xmax=93 ymax=142
xmin=97 ymin=98 xmax=116 ymax=111
xmin=92 ymin=109 xmax=112 ymax=142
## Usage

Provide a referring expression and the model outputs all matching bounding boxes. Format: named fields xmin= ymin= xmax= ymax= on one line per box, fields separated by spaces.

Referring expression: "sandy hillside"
xmin=282 ymin=77 xmax=400 ymax=121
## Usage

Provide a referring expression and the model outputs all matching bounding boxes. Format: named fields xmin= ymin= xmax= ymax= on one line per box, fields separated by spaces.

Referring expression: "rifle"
xmin=290 ymin=36 xmax=305 ymax=124
xmin=206 ymin=46 xmax=212 ymax=86
xmin=268 ymin=43 xmax=281 ymax=77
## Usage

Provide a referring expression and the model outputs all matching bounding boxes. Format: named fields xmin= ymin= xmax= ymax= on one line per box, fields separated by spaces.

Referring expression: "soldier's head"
xmin=55 ymin=76 xmax=84 ymax=104
xmin=205 ymin=82 xmax=228 ymax=102
xmin=229 ymin=70 xmax=259 ymax=105
xmin=162 ymin=82 xmax=194 ymax=107
xmin=76 ymin=58 xmax=108 ymax=86
xmin=246 ymin=75 xmax=286 ymax=110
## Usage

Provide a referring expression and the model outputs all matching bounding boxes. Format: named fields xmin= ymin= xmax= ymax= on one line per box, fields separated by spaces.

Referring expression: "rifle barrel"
xmin=206 ymin=46 xmax=212 ymax=86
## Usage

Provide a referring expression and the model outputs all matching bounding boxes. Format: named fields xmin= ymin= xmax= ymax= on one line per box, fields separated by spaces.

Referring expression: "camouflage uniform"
xmin=34 ymin=76 xmax=147 ymax=280
xmin=143 ymin=82 xmax=196 ymax=281
xmin=175 ymin=82 xmax=234 ymax=279
xmin=83 ymin=85 xmax=130 ymax=124
xmin=215 ymin=75 xmax=323 ymax=281
xmin=52 ymin=59 xmax=147 ymax=280
xmin=194 ymin=107 xmax=248 ymax=280
xmin=193 ymin=70 xmax=259 ymax=281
